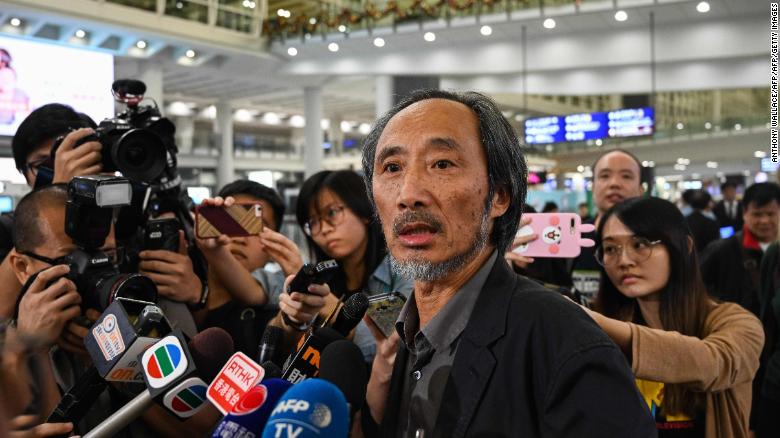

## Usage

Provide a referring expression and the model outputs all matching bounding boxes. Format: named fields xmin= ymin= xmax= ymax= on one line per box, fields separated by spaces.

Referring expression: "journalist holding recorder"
xmin=272 ymin=170 xmax=414 ymax=361
xmin=358 ymin=89 xmax=656 ymax=437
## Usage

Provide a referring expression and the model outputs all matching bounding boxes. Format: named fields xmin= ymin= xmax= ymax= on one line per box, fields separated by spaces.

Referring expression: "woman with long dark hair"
xmin=276 ymin=170 xmax=413 ymax=360
xmin=583 ymin=197 xmax=763 ymax=438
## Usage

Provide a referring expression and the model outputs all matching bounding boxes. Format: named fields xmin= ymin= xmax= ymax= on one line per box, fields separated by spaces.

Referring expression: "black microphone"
xmin=261 ymin=360 xmax=283 ymax=380
xmin=331 ymin=292 xmax=369 ymax=337
xmin=281 ymin=327 xmax=343 ymax=384
xmin=257 ymin=325 xmax=282 ymax=366
xmin=319 ymin=339 xmax=368 ymax=420
xmin=83 ymin=328 xmax=233 ymax=438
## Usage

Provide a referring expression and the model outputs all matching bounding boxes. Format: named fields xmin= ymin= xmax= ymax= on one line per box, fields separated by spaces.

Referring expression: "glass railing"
xmin=102 ymin=0 xmax=260 ymax=33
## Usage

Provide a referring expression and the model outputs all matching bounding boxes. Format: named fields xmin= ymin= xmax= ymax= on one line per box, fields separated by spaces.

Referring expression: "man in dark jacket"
xmin=701 ymin=182 xmax=780 ymax=317
xmin=684 ymin=189 xmax=720 ymax=253
xmin=714 ymin=181 xmax=744 ymax=231
xmin=359 ymin=90 xmax=655 ymax=437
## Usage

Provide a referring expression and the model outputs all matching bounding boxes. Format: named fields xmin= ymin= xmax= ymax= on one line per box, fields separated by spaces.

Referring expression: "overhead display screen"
xmin=0 ymin=35 xmax=114 ymax=136
xmin=524 ymin=107 xmax=654 ymax=145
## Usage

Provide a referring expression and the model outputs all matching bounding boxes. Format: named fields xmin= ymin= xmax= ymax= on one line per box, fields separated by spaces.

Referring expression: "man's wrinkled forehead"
xmin=376 ymin=98 xmax=480 ymax=156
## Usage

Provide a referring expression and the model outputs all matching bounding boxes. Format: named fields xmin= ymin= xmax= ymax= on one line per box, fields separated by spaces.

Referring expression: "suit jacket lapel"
xmin=434 ymin=257 xmax=516 ymax=438
xmin=381 ymin=340 xmax=408 ymax=438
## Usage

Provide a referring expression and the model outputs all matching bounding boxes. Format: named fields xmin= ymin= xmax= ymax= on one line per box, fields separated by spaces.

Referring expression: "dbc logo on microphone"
xmin=162 ymin=377 xmax=208 ymax=418
xmin=141 ymin=336 xmax=188 ymax=389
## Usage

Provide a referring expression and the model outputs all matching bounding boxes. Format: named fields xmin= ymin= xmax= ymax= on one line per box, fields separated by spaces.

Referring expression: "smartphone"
xmin=719 ymin=226 xmax=735 ymax=239
xmin=366 ymin=292 xmax=407 ymax=338
xmin=287 ymin=259 xmax=339 ymax=294
xmin=195 ymin=202 xmax=263 ymax=238
xmin=512 ymin=213 xmax=595 ymax=258
xmin=144 ymin=218 xmax=180 ymax=252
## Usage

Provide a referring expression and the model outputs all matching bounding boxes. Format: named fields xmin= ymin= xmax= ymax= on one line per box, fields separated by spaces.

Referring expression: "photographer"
xmin=7 ymin=184 xmax=219 ymax=437
xmin=196 ymin=180 xmax=303 ymax=357
xmin=7 ymin=185 xmax=109 ymax=435
xmin=0 ymin=104 xmax=102 ymax=318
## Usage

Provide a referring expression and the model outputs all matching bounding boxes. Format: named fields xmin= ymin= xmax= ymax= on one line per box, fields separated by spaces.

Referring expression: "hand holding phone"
xmin=365 ymin=292 xmax=407 ymax=338
xmin=287 ymin=260 xmax=339 ymax=294
xmin=195 ymin=199 xmax=264 ymax=238
xmin=512 ymin=213 xmax=595 ymax=258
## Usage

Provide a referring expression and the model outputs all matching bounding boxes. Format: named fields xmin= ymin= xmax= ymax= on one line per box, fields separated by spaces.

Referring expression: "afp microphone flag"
xmin=261 ymin=378 xmax=348 ymax=438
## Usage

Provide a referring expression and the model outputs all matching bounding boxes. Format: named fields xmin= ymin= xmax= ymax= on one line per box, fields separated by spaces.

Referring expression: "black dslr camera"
xmin=49 ymin=79 xmax=175 ymax=184
xmin=60 ymin=175 xmax=157 ymax=311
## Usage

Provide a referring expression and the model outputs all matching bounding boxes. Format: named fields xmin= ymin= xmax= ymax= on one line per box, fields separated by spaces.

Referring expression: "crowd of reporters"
xmin=0 ymin=90 xmax=778 ymax=438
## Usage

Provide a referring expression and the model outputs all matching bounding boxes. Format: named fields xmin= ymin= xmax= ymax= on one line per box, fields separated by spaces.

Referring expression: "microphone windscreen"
xmin=261 ymin=325 xmax=283 ymax=346
xmin=311 ymin=326 xmax=344 ymax=345
xmin=319 ymin=340 xmax=368 ymax=409
xmin=210 ymin=378 xmax=292 ymax=438
xmin=188 ymin=327 xmax=234 ymax=382
xmin=262 ymin=361 xmax=282 ymax=380
xmin=261 ymin=379 xmax=348 ymax=438
xmin=343 ymin=293 xmax=369 ymax=319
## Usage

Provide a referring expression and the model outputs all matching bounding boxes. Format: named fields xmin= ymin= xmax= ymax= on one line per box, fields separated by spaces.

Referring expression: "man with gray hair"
xmin=359 ymin=90 xmax=655 ymax=437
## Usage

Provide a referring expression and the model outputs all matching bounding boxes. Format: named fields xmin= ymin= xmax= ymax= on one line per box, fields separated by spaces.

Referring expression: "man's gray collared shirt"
xmin=395 ymin=251 xmax=497 ymax=437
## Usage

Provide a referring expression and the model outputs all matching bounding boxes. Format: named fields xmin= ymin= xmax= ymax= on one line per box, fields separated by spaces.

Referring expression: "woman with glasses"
xmin=276 ymin=170 xmax=413 ymax=360
xmin=583 ymin=197 xmax=763 ymax=438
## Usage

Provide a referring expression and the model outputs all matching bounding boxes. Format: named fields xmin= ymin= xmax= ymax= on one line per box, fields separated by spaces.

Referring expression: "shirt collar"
xmin=371 ymin=255 xmax=393 ymax=289
xmin=395 ymin=251 xmax=498 ymax=352
xmin=742 ymin=226 xmax=763 ymax=251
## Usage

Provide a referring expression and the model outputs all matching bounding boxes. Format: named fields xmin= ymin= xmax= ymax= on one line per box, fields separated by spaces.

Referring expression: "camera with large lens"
xmin=50 ymin=79 xmax=175 ymax=184
xmin=62 ymin=175 xmax=157 ymax=311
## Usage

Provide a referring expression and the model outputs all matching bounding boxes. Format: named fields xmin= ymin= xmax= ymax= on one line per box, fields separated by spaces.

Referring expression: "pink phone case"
xmin=512 ymin=213 xmax=595 ymax=258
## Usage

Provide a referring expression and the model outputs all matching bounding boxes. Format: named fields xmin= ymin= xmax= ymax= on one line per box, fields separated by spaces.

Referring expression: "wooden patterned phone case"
xmin=195 ymin=203 xmax=263 ymax=238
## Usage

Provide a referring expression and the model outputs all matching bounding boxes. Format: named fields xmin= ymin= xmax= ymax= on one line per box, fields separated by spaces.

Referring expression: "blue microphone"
xmin=261 ymin=378 xmax=348 ymax=438
xmin=210 ymin=378 xmax=293 ymax=438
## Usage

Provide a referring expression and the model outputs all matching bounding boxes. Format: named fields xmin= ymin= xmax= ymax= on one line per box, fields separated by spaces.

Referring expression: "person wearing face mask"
xmin=583 ymin=197 xmax=764 ymax=438
xmin=274 ymin=170 xmax=414 ymax=361
xmin=196 ymin=180 xmax=303 ymax=358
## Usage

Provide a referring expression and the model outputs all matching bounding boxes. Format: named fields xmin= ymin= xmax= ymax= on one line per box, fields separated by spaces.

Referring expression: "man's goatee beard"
xmin=390 ymin=206 xmax=491 ymax=282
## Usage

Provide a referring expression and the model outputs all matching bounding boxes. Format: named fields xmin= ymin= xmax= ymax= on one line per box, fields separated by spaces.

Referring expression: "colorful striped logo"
xmin=141 ymin=336 xmax=188 ymax=389
xmin=163 ymin=377 xmax=208 ymax=418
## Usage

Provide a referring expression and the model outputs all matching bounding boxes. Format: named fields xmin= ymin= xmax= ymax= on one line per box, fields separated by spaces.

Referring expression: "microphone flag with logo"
xmin=261 ymin=378 xmax=348 ymax=438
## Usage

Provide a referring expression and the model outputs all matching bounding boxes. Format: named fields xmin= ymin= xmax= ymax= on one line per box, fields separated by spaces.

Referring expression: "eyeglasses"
xmin=594 ymin=237 xmax=662 ymax=267
xmin=304 ymin=205 xmax=346 ymax=236
xmin=24 ymin=157 xmax=49 ymax=176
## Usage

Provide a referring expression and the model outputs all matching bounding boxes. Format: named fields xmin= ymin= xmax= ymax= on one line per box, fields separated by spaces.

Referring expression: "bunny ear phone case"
xmin=512 ymin=213 xmax=595 ymax=258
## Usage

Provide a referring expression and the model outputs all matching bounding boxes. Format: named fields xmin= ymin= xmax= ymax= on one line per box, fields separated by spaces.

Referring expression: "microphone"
xmin=210 ymin=378 xmax=293 ymax=438
xmin=281 ymin=327 xmax=343 ymax=384
xmin=258 ymin=325 xmax=282 ymax=366
xmin=84 ymin=299 xmax=172 ymax=383
xmin=261 ymin=378 xmax=349 ymax=438
xmin=48 ymin=300 xmax=171 ymax=425
xmin=261 ymin=361 xmax=283 ymax=380
xmin=83 ymin=328 xmax=233 ymax=438
xmin=330 ymin=293 xmax=369 ymax=337
xmin=319 ymin=340 xmax=368 ymax=419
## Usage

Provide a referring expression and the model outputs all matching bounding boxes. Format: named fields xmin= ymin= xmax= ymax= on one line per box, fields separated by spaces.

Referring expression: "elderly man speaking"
xmin=359 ymin=90 xmax=656 ymax=438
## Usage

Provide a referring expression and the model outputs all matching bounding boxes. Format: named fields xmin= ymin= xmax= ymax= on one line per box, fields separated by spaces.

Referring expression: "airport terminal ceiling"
xmin=0 ymin=0 xmax=772 ymax=182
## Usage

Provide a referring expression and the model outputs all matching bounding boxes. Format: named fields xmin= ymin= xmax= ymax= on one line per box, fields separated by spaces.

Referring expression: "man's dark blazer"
xmin=714 ymin=200 xmax=744 ymax=230
xmin=371 ymin=256 xmax=656 ymax=438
